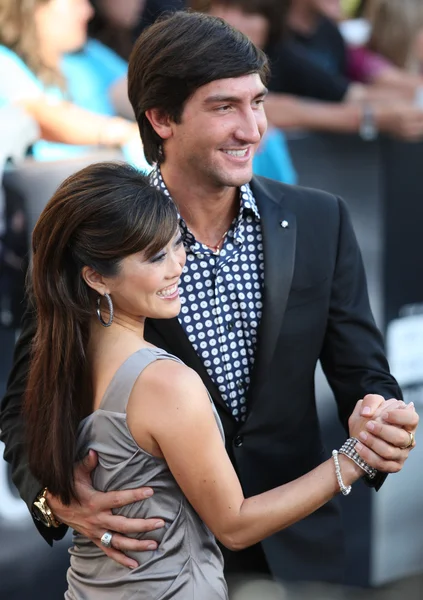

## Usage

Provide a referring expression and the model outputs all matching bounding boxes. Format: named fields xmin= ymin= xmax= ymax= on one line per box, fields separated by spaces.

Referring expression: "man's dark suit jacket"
xmin=0 ymin=176 xmax=401 ymax=584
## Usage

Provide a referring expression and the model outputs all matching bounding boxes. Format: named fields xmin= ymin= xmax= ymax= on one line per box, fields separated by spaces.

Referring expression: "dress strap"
xmin=99 ymin=347 xmax=182 ymax=414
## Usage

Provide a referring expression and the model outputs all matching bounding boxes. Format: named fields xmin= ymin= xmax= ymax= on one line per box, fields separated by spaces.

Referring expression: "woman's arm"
xmin=264 ymin=93 xmax=423 ymax=141
xmin=347 ymin=45 xmax=423 ymax=98
xmin=127 ymin=361 xmax=400 ymax=551
xmin=368 ymin=67 xmax=423 ymax=98
xmin=0 ymin=46 xmax=139 ymax=148
xmin=17 ymin=96 xmax=138 ymax=147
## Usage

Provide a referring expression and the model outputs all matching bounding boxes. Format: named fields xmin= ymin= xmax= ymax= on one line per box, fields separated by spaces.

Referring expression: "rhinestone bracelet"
xmin=339 ymin=437 xmax=377 ymax=480
xmin=332 ymin=449 xmax=352 ymax=496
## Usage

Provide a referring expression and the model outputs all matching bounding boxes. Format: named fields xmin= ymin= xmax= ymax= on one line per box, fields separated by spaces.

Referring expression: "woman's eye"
xmin=149 ymin=253 xmax=166 ymax=263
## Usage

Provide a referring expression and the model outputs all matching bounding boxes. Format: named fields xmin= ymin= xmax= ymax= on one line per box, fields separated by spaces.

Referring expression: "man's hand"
xmin=350 ymin=395 xmax=418 ymax=473
xmin=47 ymin=450 xmax=164 ymax=569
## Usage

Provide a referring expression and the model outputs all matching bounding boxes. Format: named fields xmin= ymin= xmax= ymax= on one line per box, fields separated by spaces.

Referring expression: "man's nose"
xmin=236 ymin=108 xmax=262 ymax=144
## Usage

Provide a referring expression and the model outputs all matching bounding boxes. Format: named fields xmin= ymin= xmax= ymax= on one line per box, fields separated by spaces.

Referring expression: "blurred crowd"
xmin=2 ymin=0 xmax=423 ymax=326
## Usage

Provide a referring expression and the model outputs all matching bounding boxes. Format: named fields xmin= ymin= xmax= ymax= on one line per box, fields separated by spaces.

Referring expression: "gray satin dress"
xmin=66 ymin=347 xmax=228 ymax=600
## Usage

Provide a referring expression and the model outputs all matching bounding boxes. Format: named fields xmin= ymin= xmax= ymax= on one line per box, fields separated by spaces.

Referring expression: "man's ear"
xmin=145 ymin=108 xmax=173 ymax=140
xmin=81 ymin=266 xmax=108 ymax=296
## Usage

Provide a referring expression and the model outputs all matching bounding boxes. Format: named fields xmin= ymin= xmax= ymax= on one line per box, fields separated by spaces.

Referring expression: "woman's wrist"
xmin=98 ymin=118 xmax=137 ymax=147
xmin=338 ymin=453 xmax=364 ymax=486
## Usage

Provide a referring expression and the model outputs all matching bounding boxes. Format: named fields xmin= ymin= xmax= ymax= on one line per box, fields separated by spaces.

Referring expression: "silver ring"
xmin=100 ymin=531 xmax=113 ymax=548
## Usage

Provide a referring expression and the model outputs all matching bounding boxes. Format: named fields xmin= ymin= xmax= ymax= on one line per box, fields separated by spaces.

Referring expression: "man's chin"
xmin=219 ymin=166 xmax=253 ymax=188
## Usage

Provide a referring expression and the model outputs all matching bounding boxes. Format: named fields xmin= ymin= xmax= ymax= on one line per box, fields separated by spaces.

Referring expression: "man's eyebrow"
xmin=203 ymin=89 xmax=268 ymax=104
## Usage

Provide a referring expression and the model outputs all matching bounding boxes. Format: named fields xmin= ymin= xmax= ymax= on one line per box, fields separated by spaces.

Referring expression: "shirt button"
xmin=227 ymin=321 xmax=234 ymax=331
xmin=234 ymin=435 xmax=243 ymax=448
xmin=236 ymin=380 xmax=243 ymax=390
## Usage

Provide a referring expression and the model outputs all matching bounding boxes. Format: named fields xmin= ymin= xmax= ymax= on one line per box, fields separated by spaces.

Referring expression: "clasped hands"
xmin=348 ymin=394 xmax=418 ymax=473
xmin=47 ymin=394 xmax=419 ymax=569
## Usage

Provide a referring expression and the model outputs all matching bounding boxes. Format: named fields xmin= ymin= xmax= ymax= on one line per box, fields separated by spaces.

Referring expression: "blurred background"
xmin=0 ymin=0 xmax=422 ymax=598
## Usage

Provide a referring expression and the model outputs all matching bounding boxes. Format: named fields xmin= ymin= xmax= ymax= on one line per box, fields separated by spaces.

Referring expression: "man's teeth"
xmin=157 ymin=284 xmax=178 ymax=297
xmin=224 ymin=149 xmax=248 ymax=157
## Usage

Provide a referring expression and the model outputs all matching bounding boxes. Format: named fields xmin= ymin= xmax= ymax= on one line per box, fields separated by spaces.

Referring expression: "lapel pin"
xmin=280 ymin=220 xmax=289 ymax=229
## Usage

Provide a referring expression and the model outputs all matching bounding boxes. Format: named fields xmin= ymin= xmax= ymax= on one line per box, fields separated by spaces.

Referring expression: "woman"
xmin=0 ymin=0 xmax=146 ymax=165
xmin=25 ymin=162 xmax=402 ymax=599
xmin=347 ymin=0 xmax=423 ymax=97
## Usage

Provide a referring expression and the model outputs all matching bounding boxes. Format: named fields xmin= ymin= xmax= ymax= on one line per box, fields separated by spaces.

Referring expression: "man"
xmin=0 ymin=10 xmax=418 ymax=587
xmin=198 ymin=0 xmax=423 ymax=141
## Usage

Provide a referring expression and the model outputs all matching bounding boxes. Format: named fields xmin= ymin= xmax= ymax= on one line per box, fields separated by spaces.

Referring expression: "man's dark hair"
xmin=128 ymin=10 xmax=270 ymax=165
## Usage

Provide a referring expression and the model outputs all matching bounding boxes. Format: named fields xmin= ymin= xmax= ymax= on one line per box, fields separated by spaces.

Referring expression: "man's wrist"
xmin=363 ymin=469 xmax=387 ymax=491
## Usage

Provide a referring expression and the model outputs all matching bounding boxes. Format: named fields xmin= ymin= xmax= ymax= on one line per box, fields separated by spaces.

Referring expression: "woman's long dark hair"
xmin=24 ymin=162 xmax=178 ymax=505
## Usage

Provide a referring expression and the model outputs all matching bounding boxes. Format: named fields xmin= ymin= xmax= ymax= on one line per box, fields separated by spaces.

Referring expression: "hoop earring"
xmin=96 ymin=293 xmax=114 ymax=327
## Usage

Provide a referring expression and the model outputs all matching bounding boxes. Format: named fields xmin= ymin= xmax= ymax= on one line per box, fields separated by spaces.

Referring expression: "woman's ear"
xmin=81 ymin=266 xmax=108 ymax=295
xmin=145 ymin=108 xmax=173 ymax=140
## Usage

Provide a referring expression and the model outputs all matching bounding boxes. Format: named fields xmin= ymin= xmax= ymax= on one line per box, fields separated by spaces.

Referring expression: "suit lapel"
xmin=145 ymin=317 xmax=231 ymax=414
xmin=249 ymin=177 xmax=297 ymax=394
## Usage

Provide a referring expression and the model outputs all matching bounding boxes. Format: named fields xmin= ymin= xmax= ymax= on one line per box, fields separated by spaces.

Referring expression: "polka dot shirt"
xmin=151 ymin=167 xmax=265 ymax=422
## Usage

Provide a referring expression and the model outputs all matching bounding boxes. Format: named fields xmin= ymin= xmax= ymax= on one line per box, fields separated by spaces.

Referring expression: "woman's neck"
xmin=88 ymin=315 xmax=147 ymax=358
xmin=38 ymin=41 xmax=61 ymax=72
xmin=87 ymin=316 xmax=152 ymax=408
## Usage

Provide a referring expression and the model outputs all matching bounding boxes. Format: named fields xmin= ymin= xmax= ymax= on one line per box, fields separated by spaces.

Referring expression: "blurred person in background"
xmin=0 ymin=187 xmax=27 ymax=328
xmin=348 ymin=0 xmax=423 ymax=99
xmin=197 ymin=0 xmax=423 ymax=141
xmin=287 ymin=0 xmax=347 ymax=76
xmin=0 ymin=0 xmax=146 ymax=166
xmin=136 ymin=0 xmax=185 ymax=34
xmin=286 ymin=0 xmax=421 ymax=100
xmin=1 ymin=11 xmax=418 ymax=595
xmin=89 ymin=0 xmax=146 ymax=60
xmin=88 ymin=0 xmax=150 ymax=119
xmin=341 ymin=0 xmax=366 ymax=18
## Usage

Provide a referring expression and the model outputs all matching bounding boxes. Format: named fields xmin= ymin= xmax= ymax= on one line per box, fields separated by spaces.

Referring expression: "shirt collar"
xmin=150 ymin=166 xmax=260 ymax=223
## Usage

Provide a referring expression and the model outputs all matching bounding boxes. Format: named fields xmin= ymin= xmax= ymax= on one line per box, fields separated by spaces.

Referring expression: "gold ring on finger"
xmin=403 ymin=431 xmax=415 ymax=449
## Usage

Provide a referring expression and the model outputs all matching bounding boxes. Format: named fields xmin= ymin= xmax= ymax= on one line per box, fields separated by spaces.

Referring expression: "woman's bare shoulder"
xmin=132 ymin=355 xmax=206 ymax=406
